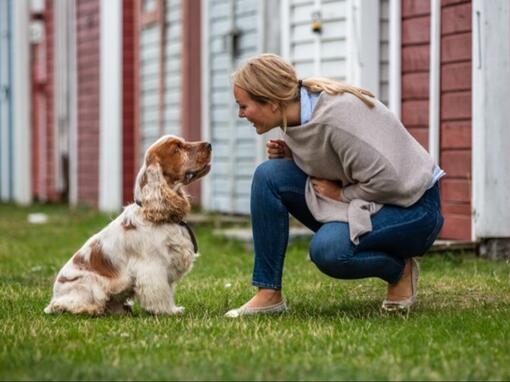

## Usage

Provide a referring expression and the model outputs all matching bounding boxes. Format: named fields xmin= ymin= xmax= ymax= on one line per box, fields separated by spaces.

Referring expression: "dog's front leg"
xmin=134 ymin=270 xmax=184 ymax=315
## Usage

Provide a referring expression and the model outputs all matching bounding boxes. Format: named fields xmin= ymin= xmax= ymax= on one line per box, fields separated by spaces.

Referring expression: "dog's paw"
xmin=170 ymin=306 xmax=185 ymax=315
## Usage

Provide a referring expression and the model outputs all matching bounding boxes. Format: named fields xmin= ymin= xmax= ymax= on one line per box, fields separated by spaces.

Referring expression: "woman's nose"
xmin=238 ymin=109 xmax=245 ymax=118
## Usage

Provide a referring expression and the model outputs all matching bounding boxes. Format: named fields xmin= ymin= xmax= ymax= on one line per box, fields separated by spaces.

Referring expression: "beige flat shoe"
xmin=225 ymin=300 xmax=288 ymax=318
xmin=382 ymin=258 xmax=420 ymax=312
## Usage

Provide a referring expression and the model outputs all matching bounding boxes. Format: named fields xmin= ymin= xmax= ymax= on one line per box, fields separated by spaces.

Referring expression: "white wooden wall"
xmin=163 ymin=0 xmax=182 ymax=136
xmin=139 ymin=23 xmax=160 ymax=157
xmin=202 ymin=0 xmax=262 ymax=214
xmin=11 ymin=0 xmax=31 ymax=204
xmin=472 ymin=0 xmax=510 ymax=239
xmin=0 ymin=0 xmax=12 ymax=201
xmin=379 ymin=0 xmax=389 ymax=105
xmin=282 ymin=0 xmax=350 ymax=79
xmin=282 ymin=0 xmax=385 ymax=101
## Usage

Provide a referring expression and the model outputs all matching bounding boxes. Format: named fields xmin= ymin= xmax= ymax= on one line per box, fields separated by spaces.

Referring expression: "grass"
xmin=0 ymin=202 xmax=509 ymax=381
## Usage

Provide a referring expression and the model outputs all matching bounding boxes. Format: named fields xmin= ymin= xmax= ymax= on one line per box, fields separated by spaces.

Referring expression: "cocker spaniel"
xmin=44 ymin=135 xmax=212 ymax=315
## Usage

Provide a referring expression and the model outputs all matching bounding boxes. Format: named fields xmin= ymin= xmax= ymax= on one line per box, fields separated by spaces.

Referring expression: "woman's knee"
xmin=253 ymin=160 xmax=278 ymax=184
xmin=309 ymin=231 xmax=353 ymax=278
xmin=253 ymin=159 xmax=294 ymax=183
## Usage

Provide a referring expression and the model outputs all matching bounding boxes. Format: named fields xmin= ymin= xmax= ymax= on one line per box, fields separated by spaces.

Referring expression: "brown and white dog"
xmin=44 ymin=135 xmax=212 ymax=315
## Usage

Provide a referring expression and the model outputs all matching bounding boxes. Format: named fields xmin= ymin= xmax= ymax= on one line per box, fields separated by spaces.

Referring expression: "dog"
xmin=44 ymin=135 xmax=212 ymax=315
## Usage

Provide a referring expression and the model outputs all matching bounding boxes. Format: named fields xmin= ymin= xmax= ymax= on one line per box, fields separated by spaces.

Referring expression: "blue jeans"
xmin=250 ymin=159 xmax=444 ymax=289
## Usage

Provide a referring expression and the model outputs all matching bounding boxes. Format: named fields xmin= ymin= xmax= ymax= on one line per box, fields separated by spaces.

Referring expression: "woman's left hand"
xmin=310 ymin=178 xmax=343 ymax=201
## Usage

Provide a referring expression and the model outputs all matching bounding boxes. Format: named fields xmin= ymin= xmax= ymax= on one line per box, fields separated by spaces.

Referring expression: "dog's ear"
xmin=135 ymin=162 xmax=190 ymax=223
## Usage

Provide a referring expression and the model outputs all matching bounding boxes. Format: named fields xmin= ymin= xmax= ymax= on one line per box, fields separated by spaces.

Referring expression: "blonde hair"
xmin=232 ymin=53 xmax=375 ymax=130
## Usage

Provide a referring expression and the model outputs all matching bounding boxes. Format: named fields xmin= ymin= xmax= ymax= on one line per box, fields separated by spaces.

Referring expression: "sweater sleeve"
xmin=331 ymin=132 xmax=404 ymax=204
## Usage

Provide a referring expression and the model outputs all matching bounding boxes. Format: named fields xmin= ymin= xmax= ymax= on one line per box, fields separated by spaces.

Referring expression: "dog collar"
xmin=179 ymin=221 xmax=198 ymax=254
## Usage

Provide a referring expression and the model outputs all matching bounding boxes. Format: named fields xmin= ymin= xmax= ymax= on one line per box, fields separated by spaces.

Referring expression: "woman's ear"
xmin=136 ymin=162 xmax=190 ymax=223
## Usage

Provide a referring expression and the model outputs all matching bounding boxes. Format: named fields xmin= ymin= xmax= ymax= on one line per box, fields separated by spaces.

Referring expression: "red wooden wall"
xmin=34 ymin=0 xmax=59 ymax=202
xmin=401 ymin=0 xmax=472 ymax=241
xmin=401 ymin=0 xmax=430 ymax=149
xmin=122 ymin=0 xmax=137 ymax=205
xmin=181 ymin=0 xmax=202 ymax=203
xmin=30 ymin=11 xmax=46 ymax=200
xmin=76 ymin=0 xmax=100 ymax=207
xmin=439 ymin=0 xmax=472 ymax=240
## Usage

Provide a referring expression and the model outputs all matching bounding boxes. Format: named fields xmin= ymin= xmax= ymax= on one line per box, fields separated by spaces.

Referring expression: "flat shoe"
xmin=225 ymin=300 xmax=288 ymax=318
xmin=382 ymin=258 xmax=420 ymax=312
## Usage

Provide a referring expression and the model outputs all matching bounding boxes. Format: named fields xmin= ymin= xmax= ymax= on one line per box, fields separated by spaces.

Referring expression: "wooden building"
xmin=0 ymin=0 xmax=509 ymax=250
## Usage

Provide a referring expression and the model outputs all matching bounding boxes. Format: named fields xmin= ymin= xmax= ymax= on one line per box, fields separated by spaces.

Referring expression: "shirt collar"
xmin=300 ymin=87 xmax=320 ymax=124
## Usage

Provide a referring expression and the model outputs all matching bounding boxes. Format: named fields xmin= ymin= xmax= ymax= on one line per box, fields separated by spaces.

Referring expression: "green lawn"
xmin=1 ymin=202 xmax=509 ymax=381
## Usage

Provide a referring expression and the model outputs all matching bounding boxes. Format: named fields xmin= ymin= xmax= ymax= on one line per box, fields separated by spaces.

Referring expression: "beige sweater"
xmin=283 ymin=92 xmax=435 ymax=243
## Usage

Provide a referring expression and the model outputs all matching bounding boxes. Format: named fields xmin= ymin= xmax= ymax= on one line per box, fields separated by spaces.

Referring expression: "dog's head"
xmin=134 ymin=135 xmax=212 ymax=223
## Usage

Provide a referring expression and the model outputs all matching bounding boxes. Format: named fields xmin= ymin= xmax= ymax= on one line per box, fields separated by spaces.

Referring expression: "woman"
xmin=225 ymin=53 xmax=444 ymax=317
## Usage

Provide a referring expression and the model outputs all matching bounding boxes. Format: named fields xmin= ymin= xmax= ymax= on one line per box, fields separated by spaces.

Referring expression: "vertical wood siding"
xmin=0 ymin=0 xmax=13 ymax=200
xmin=379 ymin=0 xmax=389 ymax=105
xmin=287 ymin=0 xmax=350 ymax=80
xmin=163 ymin=0 xmax=182 ymax=137
xmin=206 ymin=0 xmax=260 ymax=214
xmin=76 ymin=0 xmax=100 ymax=206
xmin=181 ymin=0 xmax=202 ymax=201
xmin=139 ymin=24 xmax=160 ymax=157
xmin=401 ymin=0 xmax=472 ymax=240
xmin=401 ymin=0 xmax=430 ymax=149
xmin=439 ymin=0 xmax=471 ymax=240
xmin=31 ymin=16 xmax=47 ymax=201
xmin=122 ymin=0 xmax=136 ymax=204
xmin=43 ymin=0 xmax=59 ymax=201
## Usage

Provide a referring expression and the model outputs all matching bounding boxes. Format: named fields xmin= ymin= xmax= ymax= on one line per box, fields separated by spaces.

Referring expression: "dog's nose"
xmin=205 ymin=142 xmax=212 ymax=151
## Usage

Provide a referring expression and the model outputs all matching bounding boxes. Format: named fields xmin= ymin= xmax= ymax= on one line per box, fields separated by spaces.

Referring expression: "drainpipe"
xmin=429 ymin=0 xmax=441 ymax=163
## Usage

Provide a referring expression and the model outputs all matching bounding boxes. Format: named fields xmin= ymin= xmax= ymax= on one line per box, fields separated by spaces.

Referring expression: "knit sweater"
xmin=283 ymin=92 xmax=435 ymax=243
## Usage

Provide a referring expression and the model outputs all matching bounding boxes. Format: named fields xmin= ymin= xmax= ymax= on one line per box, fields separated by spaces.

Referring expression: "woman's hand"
xmin=311 ymin=177 xmax=343 ymax=201
xmin=267 ymin=139 xmax=292 ymax=159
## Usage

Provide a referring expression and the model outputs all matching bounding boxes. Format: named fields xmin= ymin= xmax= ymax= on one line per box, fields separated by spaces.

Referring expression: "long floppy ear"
xmin=136 ymin=162 xmax=190 ymax=223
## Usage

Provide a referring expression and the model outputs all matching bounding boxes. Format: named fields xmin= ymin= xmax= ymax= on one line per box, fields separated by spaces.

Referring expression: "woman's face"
xmin=233 ymin=85 xmax=280 ymax=135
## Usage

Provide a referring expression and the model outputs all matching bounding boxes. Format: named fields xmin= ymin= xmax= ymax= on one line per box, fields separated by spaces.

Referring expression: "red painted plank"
xmin=441 ymin=32 xmax=472 ymax=63
xmin=441 ymin=62 xmax=471 ymax=91
xmin=441 ymin=2 xmax=471 ymax=35
xmin=402 ymin=100 xmax=429 ymax=126
xmin=440 ymin=150 xmax=471 ymax=177
xmin=402 ymin=72 xmax=429 ymax=99
xmin=441 ymin=178 xmax=471 ymax=202
xmin=402 ymin=45 xmax=430 ymax=72
xmin=441 ymin=92 xmax=471 ymax=120
xmin=442 ymin=203 xmax=471 ymax=215
xmin=402 ymin=16 xmax=431 ymax=44
xmin=402 ymin=0 xmax=430 ymax=18
xmin=440 ymin=214 xmax=471 ymax=240
xmin=441 ymin=121 xmax=471 ymax=149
